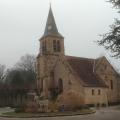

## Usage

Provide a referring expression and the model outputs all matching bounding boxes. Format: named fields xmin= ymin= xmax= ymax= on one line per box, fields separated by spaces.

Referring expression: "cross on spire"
xmin=49 ymin=0 xmax=51 ymax=7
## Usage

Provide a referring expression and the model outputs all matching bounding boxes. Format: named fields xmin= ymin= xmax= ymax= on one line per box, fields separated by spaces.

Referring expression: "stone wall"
xmin=95 ymin=57 xmax=120 ymax=103
xmin=54 ymin=59 xmax=85 ymax=109
xmin=84 ymin=87 xmax=108 ymax=106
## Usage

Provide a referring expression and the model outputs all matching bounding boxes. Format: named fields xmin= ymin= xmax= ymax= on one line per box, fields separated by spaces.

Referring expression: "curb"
xmin=0 ymin=110 xmax=96 ymax=118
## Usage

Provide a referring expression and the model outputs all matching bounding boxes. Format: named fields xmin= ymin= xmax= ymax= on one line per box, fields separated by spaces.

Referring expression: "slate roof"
xmin=66 ymin=56 xmax=107 ymax=87
xmin=41 ymin=6 xmax=63 ymax=39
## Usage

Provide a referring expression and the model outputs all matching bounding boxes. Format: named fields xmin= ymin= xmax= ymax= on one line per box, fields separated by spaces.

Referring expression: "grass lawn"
xmin=1 ymin=109 xmax=96 ymax=118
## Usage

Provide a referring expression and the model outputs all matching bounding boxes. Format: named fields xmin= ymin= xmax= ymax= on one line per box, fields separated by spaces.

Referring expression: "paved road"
xmin=0 ymin=106 xmax=120 ymax=120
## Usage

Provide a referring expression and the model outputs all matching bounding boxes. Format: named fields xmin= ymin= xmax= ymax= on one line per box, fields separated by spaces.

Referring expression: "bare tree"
xmin=15 ymin=54 xmax=37 ymax=84
xmin=109 ymin=0 xmax=120 ymax=8
xmin=15 ymin=54 xmax=36 ymax=72
xmin=5 ymin=54 xmax=37 ymax=87
xmin=97 ymin=0 xmax=120 ymax=58
xmin=0 ymin=64 xmax=6 ymax=82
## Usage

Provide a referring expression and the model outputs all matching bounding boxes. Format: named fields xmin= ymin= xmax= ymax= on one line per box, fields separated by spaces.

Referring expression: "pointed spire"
xmin=43 ymin=5 xmax=63 ymax=38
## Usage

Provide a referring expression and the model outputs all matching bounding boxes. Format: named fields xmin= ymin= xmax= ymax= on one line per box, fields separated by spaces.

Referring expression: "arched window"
xmin=57 ymin=41 xmax=61 ymax=52
xmin=110 ymin=80 xmax=113 ymax=90
xmin=42 ymin=41 xmax=44 ymax=53
xmin=92 ymin=89 xmax=94 ymax=95
xmin=42 ymin=41 xmax=47 ymax=53
xmin=53 ymin=40 xmax=57 ymax=52
xmin=98 ymin=89 xmax=101 ymax=95
xmin=58 ymin=79 xmax=63 ymax=93
xmin=53 ymin=40 xmax=61 ymax=52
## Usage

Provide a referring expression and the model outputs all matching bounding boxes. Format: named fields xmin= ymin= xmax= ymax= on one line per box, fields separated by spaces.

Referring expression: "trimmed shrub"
xmin=15 ymin=105 xmax=25 ymax=113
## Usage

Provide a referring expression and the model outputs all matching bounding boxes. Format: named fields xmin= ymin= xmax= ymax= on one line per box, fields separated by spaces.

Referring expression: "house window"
xmin=92 ymin=89 xmax=94 ymax=95
xmin=110 ymin=80 xmax=113 ymax=90
xmin=98 ymin=89 xmax=101 ymax=95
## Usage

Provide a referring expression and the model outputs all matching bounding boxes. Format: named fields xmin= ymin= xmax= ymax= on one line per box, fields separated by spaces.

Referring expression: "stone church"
xmin=0 ymin=6 xmax=119 ymax=110
xmin=36 ymin=6 xmax=120 ymax=109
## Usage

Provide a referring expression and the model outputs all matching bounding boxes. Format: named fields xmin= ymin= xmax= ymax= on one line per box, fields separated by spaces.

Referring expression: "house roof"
xmin=66 ymin=56 xmax=107 ymax=87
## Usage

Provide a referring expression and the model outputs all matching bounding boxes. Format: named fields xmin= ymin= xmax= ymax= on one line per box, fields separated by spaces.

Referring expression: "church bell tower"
xmin=37 ymin=6 xmax=64 ymax=98
xmin=40 ymin=6 xmax=64 ymax=55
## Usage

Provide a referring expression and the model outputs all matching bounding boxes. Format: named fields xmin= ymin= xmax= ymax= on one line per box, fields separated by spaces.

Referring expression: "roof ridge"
xmin=66 ymin=55 xmax=95 ymax=61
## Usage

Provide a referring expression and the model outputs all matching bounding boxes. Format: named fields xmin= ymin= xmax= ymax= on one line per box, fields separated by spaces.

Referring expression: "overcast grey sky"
xmin=0 ymin=0 xmax=119 ymax=70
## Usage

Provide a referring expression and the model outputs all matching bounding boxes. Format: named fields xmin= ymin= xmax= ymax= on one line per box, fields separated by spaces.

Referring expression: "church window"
xmin=57 ymin=41 xmax=61 ymax=52
xmin=110 ymin=80 xmax=113 ymax=90
xmin=53 ymin=40 xmax=61 ymax=52
xmin=92 ymin=89 xmax=95 ymax=95
xmin=53 ymin=40 xmax=57 ymax=52
xmin=42 ymin=41 xmax=44 ymax=52
xmin=42 ymin=41 xmax=47 ymax=53
xmin=44 ymin=41 xmax=47 ymax=51
xmin=98 ymin=89 xmax=101 ymax=95
xmin=58 ymin=79 xmax=63 ymax=93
